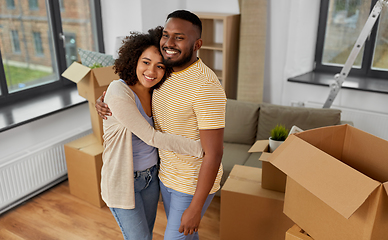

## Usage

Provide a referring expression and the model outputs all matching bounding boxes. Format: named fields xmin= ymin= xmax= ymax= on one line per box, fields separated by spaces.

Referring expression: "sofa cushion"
xmin=221 ymin=142 xmax=252 ymax=186
xmin=256 ymin=103 xmax=341 ymax=140
xmin=224 ymin=99 xmax=260 ymax=145
xmin=243 ymin=152 xmax=263 ymax=168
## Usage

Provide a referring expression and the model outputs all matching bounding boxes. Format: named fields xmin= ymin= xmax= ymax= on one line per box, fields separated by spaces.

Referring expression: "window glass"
xmin=322 ymin=0 xmax=371 ymax=68
xmin=60 ymin=0 xmax=99 ymax=67
xmin=29 ymin=0 xmax=39 ymax=10
xmin=6 ymin=0 xmax=15 ymax=9
xmin=0 ymin=1 xmax=58 ymax=93
xmin=372 ymin=5 xmax=388 ymax=71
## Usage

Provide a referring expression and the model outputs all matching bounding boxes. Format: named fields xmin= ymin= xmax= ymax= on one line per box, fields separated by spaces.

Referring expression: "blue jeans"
xmin=110 ymin=165 xmax=159 ymax=240
xmin=160 ymin=180 xmax=215 ymax=240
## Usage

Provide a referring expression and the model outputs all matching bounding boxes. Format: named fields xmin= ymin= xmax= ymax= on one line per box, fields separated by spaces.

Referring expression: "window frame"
xmin=0 ymin=0 xmax=104 ymax=106
xmin=314 ymin=0 xmax=387 ymax=80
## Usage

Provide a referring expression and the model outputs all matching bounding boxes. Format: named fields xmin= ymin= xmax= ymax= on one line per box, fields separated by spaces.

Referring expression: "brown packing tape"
xmin=227 ymin=175 xmax=261 ymax=184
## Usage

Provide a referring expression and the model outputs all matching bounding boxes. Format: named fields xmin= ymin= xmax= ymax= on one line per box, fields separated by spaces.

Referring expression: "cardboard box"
xmin=269 ymin=124 xmax=388 ymax=240
xmin=64 ymin=134 xmax=105 ymax=208
xmin=248 ymin=140 xmax=287 ymax=192
xmin=286 ymin=225 xmax=313 ymax=240
xmin=62 ymin=61 xmax=119 ymax=144
xmin=220 ymin=165 xmax=293 ymax=240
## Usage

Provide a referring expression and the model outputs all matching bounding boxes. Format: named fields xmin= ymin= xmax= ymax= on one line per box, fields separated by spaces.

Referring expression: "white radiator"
xmin=0 ymin=128 xmax=92 ymax=214
xmin=305 ymin=102 xmax=388 ymax=141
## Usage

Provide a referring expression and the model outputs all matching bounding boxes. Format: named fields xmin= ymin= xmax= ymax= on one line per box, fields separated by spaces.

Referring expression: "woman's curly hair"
xmin=114 ymin=26 xmax=172 ymax=90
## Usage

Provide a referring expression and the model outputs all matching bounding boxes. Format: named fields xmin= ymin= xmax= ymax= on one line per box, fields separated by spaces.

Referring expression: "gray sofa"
xmin=221 ymin=99 xmax=349 ymax=187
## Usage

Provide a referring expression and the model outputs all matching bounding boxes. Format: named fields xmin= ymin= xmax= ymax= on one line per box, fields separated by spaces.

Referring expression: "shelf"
xmin=201 ymin=43 xmax=223 ymax=51
xmin=195 ymin=12 xmax=240 ymax=99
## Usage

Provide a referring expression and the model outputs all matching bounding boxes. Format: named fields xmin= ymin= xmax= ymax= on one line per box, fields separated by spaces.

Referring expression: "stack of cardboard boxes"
xmin=62 ymin=62 xmax=119 ymax=207
xmin=220 ymin=140 xmax=293 ymax=240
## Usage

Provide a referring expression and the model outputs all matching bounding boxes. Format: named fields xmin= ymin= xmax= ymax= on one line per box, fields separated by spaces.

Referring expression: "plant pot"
xmin=269 ymin=137 xmax=284 ymax=153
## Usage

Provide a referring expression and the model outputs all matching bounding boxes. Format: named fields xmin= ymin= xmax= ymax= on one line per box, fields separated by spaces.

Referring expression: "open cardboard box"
xmin=248 ymin=140 xmax=286 ymax=192
xmin=285 ymin=225 xmax=313 ymax=240
xmin=62 ymin=61 xmax=119 ymax=144
xmin=220 ymin=165 xmax=293 ymax=240
xmin=269 ymin=124 xmax=388 ymax=240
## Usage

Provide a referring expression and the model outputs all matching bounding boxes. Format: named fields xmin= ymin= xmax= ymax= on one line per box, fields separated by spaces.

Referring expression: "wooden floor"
xmin=0 ymin=180 xmax=220 ymax=240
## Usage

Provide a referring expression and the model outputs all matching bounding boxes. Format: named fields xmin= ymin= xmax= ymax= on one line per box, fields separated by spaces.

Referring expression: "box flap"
xmin=269 ymin=135 xmax=381 ymax=219
xmin=259 ymin=152 xmax=271 ymax=162
xmin=286 ymin=225 xmax=312 ymax=240
xmin=62 ymin=61 xmax=91 ymax=83
xmin=65 ymin=134 xmax=99 ymax=149
xmin=222 ymin=166 xmax=286 ymax=201
xmin=92 ymin=66 xmax=119 ymax=87
xmin=341 ymin=125 xmax=388 ymax=184
xmin=81 ymin=143 xmax=104 ymax=156
xmin=248 ymin=140 xmax=269 ymax=153
xmin=294 ymin=124 xmax=347 ymax=160
xmin=384 ymin=182 xmax=388 ymax=195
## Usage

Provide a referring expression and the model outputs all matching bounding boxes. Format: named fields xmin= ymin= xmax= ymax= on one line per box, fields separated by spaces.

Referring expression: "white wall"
xmin=100 ymin=0 xmax=142 ymax=57
xmin=140 ymin=0 xmax=186 ymax=33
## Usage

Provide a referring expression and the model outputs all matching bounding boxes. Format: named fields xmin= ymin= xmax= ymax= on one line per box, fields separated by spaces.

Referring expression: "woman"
xmin=101 ymin=26 xmax=203 ymax=240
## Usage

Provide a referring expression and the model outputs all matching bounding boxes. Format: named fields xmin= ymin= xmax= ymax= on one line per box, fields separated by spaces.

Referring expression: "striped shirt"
xmin=152 ymin=58 xmax=226 ymax=195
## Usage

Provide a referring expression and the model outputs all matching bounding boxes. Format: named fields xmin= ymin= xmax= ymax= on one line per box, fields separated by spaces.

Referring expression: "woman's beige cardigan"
xmin=101 ymin=80 xmax=203 ymax=209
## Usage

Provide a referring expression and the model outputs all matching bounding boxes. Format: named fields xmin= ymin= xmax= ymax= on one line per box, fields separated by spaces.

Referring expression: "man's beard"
xmin=163 ymin=45 xmax=194 ymax=69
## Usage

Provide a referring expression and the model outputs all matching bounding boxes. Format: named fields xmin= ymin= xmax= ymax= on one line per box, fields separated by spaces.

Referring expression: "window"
xmin=11 ymin=30 xmax=21 ymax=53
xmin=33 ymin=32 xmax=43 ymax=56
xmin=315 ymin=0 xmax=388 ymax=79
xmin=28 ymin=0 xmax=39 ymax=10
xmin=0 ymin=0 xmax=104 ymax=103
xmin=6 ymin=0 xmax=15 ymax=9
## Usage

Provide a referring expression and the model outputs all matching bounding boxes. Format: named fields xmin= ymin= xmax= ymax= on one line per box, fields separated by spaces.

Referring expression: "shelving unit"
xmin=195 ymin=12 xmax=240 ymax=99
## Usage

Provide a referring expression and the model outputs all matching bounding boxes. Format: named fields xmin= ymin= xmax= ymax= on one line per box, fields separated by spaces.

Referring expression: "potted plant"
xmin=269 ymin=124 xmax=289 ymax=152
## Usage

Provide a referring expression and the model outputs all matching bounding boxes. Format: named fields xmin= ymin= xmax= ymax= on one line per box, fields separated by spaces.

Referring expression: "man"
xmin=96 ymin=10 xmax=226 ymax=240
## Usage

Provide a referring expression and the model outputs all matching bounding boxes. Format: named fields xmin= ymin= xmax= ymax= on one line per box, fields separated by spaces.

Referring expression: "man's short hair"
xmin=167 ymin=10 xmax=202 ymax=37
